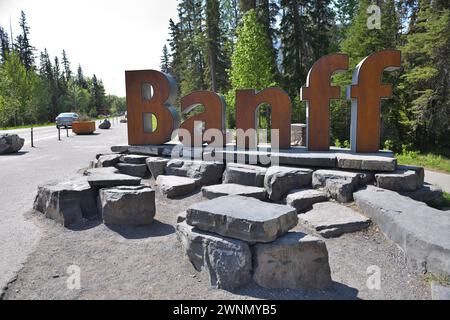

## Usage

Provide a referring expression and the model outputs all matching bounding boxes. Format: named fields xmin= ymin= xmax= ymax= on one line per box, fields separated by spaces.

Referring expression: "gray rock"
xmin=298 ymin=202 xmax=371 ymax=238
xmin=110 ymin=145 xmax=129 ymax=153
xmin=286 ymin=189 xmax=328 ymax=213
xmin=98 ymin=185 xmax=155 ymax=225
xmin=201 ymin=183 xmax=266 ymax=200
xmin=253 ymin=232 xmax=332 ymax=290
xmin=165 ymin=159 xmax=224 ymax=186
xmin=0 ymin=134 xmax=24 ymax=154
xmin=176 ymin=221 xmax=252 ymax=290
xmin=222 ymin=163 xmax=267 ymax=187
xmin=120 ymin=154 xmax=149 ymax=164
xmin=146 ymin=157 xmax=169 ymax=179
xmin=401 ymin=183 xmax=443 ymax=206
xmin=312 ymin=170 xmax=370 ymax=203
xmin=398 ymin=164 xmax=424 ymax=185
xmin=354 ymin=186 xmax=450 ymax=275
xmin=99 ymin=119 xmax=111 ymax=129
xmin=87 ymin=172 xmax=141 ymax=188
xmin=156 ymin=175 xmax=198 ymax=198
xmin=336 ymin=153 xmax=397 ymax=172
xmin=127 ymin=144 xmax=176 ymax=156
xmin=264 ymin=166 xmax=313 ymax=201
xmin=96 ymin=154 xmax=122 ymax=167
xmin=115 ymin=163 xmax=148 ymax=177
xmin=186 ymin=195 xmax=298 ymax=243
xmin=83 ymin=167 xmax=119 ymax=176
xmin=375 ymin=169 xmax=422 ymax=192
xmin=33 ymin=177 xmax=97 ymax=227
xmin=431 ymin=282 xmax=450 ymax=300
xmin=276 ymin=150 xmax=336 ymax=168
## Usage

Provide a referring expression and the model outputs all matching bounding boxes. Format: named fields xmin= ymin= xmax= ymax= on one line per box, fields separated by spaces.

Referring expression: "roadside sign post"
xmin=31 ymin=127 xmax=34 ymax=147
xmin=58 ymin=127 xmax=61 ymax=141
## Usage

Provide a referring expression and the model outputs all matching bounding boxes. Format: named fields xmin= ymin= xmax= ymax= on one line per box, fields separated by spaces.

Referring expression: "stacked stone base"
xmin=177 ymin=195 xmax=333 ymax=290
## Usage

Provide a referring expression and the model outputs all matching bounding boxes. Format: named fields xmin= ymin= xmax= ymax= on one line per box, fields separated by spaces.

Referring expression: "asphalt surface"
xmin=0 ymin=119 xmax=127 ymax=293
xmin=425 ymin=170 xmax=450 ymax=193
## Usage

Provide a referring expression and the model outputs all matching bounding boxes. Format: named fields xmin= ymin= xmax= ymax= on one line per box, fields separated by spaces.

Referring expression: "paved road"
xmin=425 ymin=170 xmax=450 ymax=193
xmin=0 ymin=119 xmax=128 ymax=293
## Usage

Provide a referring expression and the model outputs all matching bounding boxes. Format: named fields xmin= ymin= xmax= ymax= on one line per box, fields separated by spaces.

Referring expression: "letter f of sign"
xmin=347 ymin=50 xmax=401 ymax=153
xmin=301 ymin=54 xmax=349 ymax=151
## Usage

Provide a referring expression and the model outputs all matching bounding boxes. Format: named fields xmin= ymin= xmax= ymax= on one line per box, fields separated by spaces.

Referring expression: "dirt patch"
xmin=3 ymin=184 xmax=431 ymax=300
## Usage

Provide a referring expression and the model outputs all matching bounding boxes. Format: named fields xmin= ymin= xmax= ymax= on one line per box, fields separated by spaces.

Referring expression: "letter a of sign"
xmin=125 ymin=70 xmax=180 ymax=145
xmin=301 ymin=54 xmax=349 ymax=151
xmin=180 ymin=91 xmax=226 ymax=146
xmin=347 ymin=50 xmax=401 ymax=152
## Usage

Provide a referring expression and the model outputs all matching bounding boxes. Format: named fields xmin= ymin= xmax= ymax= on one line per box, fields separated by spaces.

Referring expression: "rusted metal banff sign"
xmin=125 ymin=50 xmax=401 ymax=153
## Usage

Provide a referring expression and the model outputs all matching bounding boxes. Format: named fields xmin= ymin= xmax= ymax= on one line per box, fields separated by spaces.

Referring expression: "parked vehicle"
xmin=55 ymin=113 xmax=79 ymax=128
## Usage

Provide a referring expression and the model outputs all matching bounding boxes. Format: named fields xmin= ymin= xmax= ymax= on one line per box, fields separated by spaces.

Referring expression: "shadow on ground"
xmin=105 ymin=220 xmax=175 ymax=239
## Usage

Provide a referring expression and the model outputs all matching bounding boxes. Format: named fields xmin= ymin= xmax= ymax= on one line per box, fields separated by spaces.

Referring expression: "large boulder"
xmin=222 ymin=163 xmax=267 ymax=187
xmin=264 ymin=166 xmax=313 ymax=201
xmin=253 ymin=232 xmax=332 ymax=290
xmin=98 ymin=119 xmax=111 ymax=129
xmin=375 ymin=168 xmax=422 ymax=192
xmin=298 ymin=202 xmax=371 ymax=238
xmin=201 ymin=183 xmax=266 ymax=200
xmin=336 ymin=153 xmax=397 ymax=172
xmin=115 ymin=163 xmax=148 ymax=177
xmin=33 ymin=177 xmax=98 ymax=227
xmin=176 ymin=221 xmax=252 ymax=290
xmin=146 ymin=157 xmax=169 ymax=179
xmin=0 ymin=134 xmax=24 ymax=154
xmin=98 ymin=185 xmax=155 ymax=225
xmin=165 ymin=159 xmax=224 ymax=186
xmin=156 ymin=175 xmax=198 ymax=198
xmin=354 ymin=186 xmax=450 ymax=275
xmin=286 ymin=189 xmax=328 ymax=213
xmin=186 ymin=195 xmax=298 ymax=243
xmin=312 ymin=170 xmax=372 ymax=203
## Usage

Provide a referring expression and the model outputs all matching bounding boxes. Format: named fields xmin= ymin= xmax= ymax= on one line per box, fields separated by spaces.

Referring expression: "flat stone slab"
xmin=98 ymin=185 xmax=155 ymax=225
xmin=286 ymin=189 xmax=328 ymax=213
xmin=222 ymin=163 xmax=267 ymax=187
xmin=112 ymin=144 xmax=177 ymax=156
xmin=375 ymin=169 xmax=422 ymax=192
xmin=201 ymin=183 xmax=266 ymax=200
xmin=298 ymin=202 xmax=371 ymax=238
xmin=115 ymin=163 xmax=148 ymax=177
xmin=120 ymin=154 xmax=149 ymax=164
xmin=176 ymin=221 xmax=252 ymax=290
xmin=354 ymin=186 xmax=450 ymax=275
xmin=431 ymin=282 xmax=450 ymax=300
xmin=312 ymin=170 xmax=372 ymax=203
xmin=87 ymin=172 xmax=141 ymax=188
xmin=165 ymin=159 xmax=224 ymax=186
xmin=146 ymin=157 xmax=169 ymax=179
xmin=156 ymin=175 xmax=198 ymax=198
xmin=336 ymin=153 xmax=396 ymax=172
xmin=186 ymin=195 xmax=298 ymax=243
xmin=83 ymin=167 xmax=119 ymax=176
xmin=264 ymin=166 xmax=313 ymax=201
xmin=33 ymin=177 xmax=98 ymax=226
xmin=96 ymin=154 xmax=121 ymax=167
xmin=253 ymin=232 xmax=332 ymax=290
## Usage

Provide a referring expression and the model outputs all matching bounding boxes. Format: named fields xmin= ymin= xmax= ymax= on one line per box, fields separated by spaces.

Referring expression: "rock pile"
xmin=176 ymin=195 xmax=333 ymax=290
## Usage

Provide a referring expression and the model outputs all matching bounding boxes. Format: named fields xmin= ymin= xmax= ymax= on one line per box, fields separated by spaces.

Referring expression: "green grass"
xmin=396 ymin=151 xmax=450 ymax=174
xmin=424 ymin=273 xmax=450 ymax=286
xmin=0 ymin=122 xmax=54 ymax=130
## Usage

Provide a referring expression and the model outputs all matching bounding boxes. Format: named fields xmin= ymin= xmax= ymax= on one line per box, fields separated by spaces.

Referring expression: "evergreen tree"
xmin=76 ymin=64 xmax=88 ymax=89
xmin=61 ymin=50 xmax=71 ymax=82
xmin=240 ymin=0 xmax=256 ymax=12
xmin=160 ymin=44 xmax=170 ymax=73
xmin=0 ymin=26 xmax=10 ymax=63
xmin=308 ymin=0 xmax=335 ymax=62
xmin=90 ymin=74 xmax=106 ymax=115
xmin=15 ymin=11 xmax=35 ymax=70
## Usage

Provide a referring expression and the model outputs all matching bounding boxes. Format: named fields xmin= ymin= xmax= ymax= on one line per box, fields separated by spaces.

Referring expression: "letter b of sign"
xmin=125 ymin=70 xmax=180 ymax=145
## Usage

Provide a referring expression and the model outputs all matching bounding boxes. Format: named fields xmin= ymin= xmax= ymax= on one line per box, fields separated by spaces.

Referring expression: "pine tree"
xmin=160 ymin=44 xmax=170 ymax=73
xmin=240 ymin=0 xmax=256 ymax=13
xmin=15 ymin=11 xmax=35 ymax=70
xmin=90 ymin=74 xmax=106 ymax=115
xmin=308 ymin=0 xmax=335 ymax=62
xmin=0 ymin=26 xmax=10 ymax=63
xmin=76 ymin=64 xmax=88 ymax=89
xmin=61 ymin=50 xmax=71 ymax=82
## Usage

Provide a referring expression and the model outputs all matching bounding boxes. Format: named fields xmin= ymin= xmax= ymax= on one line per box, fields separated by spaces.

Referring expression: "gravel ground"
xmin=2 ymin=179 xmax=431 ymax=300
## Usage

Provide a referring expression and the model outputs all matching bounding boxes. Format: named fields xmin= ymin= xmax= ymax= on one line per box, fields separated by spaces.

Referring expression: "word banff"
xmin=126 ymin=50 xmax=401 ymax=153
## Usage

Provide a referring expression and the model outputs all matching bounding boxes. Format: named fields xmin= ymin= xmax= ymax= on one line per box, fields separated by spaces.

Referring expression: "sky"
xmin=0 ymin=0 xmax=179 ymax=97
